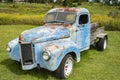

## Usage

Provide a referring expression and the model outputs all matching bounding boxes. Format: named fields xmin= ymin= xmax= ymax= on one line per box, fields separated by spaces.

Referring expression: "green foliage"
xmin=103 ymin=0 xmax=119 ymax=5
xmin=108 ymin=9 xmax=120 ymax=18
xmin=62 ymin=0 xmax=73 ymax=7
xmin=91 ymin=14 xmax=120 ymax=31
xmin=0 ymin=13 xmax=45 ymax=25
xmin=71 ymin=3 xmax=78 ymax=7
xmin=77 ymin=2 xmax=82 ymax=5
xmin=5 ymin=0 xmax=13 ymax=2
xmin=78 ymin=0 xmax=84 ymax=2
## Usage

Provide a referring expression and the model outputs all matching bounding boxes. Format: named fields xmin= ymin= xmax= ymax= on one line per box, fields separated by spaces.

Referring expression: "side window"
xmin=79 ymin=14 xmax=88 ymax=25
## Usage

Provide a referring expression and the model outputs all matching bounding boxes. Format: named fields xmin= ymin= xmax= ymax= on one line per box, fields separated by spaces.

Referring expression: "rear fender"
xmin=97 ymin=33 xmax=108 ymax=39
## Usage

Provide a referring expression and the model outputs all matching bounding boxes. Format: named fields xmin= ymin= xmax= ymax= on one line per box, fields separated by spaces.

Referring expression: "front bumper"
xmin=22 ymin=63 xmax=37 ymax=70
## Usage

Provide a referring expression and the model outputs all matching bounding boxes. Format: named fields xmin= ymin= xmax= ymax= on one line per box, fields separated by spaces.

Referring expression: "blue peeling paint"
xmin=8 ymin=38 xmax=20 ymax=61
xmin=35 ymin=38 xmax=80 ymax=71
xmin=20 ymin=26 xmax=70 ymax=43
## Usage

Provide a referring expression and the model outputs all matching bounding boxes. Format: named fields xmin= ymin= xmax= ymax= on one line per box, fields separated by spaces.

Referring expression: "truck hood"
xmin=19 ymin=24 xmax=72 ymax=43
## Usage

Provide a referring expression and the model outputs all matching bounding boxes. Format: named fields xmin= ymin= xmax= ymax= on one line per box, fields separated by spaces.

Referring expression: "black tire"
xmin=55 ymin=54 xmax=74 ymax=79
xmin=96 ymin=37 xmax=107 ymax=51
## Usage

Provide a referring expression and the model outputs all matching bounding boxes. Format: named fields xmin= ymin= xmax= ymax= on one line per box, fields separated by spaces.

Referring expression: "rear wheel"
xmin=96 ymin=37 xmax=107 ymax=51
xmin=55 ymin=54 xmax=74 ymax=79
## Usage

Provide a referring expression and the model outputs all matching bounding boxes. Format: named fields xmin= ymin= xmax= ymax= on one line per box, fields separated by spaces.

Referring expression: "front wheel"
xmin=55 ymin=54 xmax=74 ymax=79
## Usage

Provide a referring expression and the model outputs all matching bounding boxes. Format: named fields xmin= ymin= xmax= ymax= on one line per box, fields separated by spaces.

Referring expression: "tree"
xmin=103 ymin=0 xmax=119 ymax=5
xmin=62 ymin=0 xmax=73 ymax=6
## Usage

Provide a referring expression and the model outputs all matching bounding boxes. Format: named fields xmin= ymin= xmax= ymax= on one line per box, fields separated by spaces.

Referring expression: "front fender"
xmin=7 ymin=38 xmax=20 ymax=62
xmin=43 ymin=39 xmax=80 ymax=71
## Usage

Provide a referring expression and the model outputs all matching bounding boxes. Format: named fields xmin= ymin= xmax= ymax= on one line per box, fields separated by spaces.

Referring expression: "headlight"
xmin=6 ymin=45 xmax=11 ymax=52
xmin=42 ymin=51 xmax=51 ymax=61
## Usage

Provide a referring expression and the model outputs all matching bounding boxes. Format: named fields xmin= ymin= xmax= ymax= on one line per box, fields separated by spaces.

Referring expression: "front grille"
xmin=20 ymin=44 xmax=35 ymax=65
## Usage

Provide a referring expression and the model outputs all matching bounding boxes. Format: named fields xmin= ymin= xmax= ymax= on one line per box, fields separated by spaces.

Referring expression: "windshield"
xmin=44 ymin=12 xmax=76 ymax=24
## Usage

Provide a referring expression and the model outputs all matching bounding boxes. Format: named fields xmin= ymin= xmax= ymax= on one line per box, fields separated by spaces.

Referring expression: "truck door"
xmin=76 ymin=13 xmax=90 ymax=50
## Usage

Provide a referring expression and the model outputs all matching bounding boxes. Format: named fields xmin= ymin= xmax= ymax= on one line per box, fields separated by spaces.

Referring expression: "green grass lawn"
xmin=0 ymin=25 xmax=120 ymax=80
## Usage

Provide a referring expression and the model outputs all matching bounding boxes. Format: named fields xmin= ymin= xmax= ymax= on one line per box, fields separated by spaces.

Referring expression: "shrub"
xmin=91 ymin=14 xmax=120 ymax=31
xmin=0 ymin=13 xmax=119 ymax=31
xmin=71 ymin=3 xmax=78 ymax=7
xmin=0 ymin=13 xmax=45 ymax=25
xmin=77 ymin=2 xmax=82 ymax=5
xmin=108 ymin=10 xmax=120 ymax=18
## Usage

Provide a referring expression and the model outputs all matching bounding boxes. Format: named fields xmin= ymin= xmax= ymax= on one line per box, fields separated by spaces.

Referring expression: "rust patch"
xmin=56 ymin=8 xmax=80 ymax=12
xmin=64 ymin=8 xmax=79 ymax=12
xmin=33 ymin=38 xmax=38 ymax=41
xmin=44 ymin=23 xmax=73 ymax=29
xmin=60 ymin=52 xmax=63 ymax=57
xmin=51 ymin=61 xmax=54 ymax=66
xmin=19 ymin=34 xmax=24 ymax=43
xmin=54 ymin=45 xmax=59 ymax=49
xmin=60 ymin=46 xmax=65 ymax=57
xmin=63 ymin=46 xmax=65 ymax=49
xmin=54 ymin=53 xmax=58 ymax=60
xmin=70 ymin=28 xmax=75 ymax=37
xmin=19 ymin=31 xmax=28 ymax=43
xmin=51 ymin=53 xmax=58 ymax=66
xmin=50 ymin=26 xmax=56 ymax=29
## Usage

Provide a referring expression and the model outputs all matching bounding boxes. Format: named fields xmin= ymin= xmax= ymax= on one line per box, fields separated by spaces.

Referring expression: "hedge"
xmin=0 ymin=13 xmax=119 ymax=31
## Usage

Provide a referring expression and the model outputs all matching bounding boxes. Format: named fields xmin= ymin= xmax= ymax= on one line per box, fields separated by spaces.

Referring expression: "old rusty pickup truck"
xmin=7 ymin=8 xmax=108 ymax=79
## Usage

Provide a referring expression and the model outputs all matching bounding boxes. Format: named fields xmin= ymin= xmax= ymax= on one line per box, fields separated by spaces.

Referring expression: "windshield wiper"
xmin=46 ymin=21 xmax=60 ymax=23
xmin=58 ymin=21 xmax=72 ymax=24
xmin=46 ymin=20 xmax=72 ymax=24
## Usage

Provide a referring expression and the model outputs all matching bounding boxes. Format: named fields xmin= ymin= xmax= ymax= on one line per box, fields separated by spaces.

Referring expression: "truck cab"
xmin=7 ymin=8 xmax=108 ymax=79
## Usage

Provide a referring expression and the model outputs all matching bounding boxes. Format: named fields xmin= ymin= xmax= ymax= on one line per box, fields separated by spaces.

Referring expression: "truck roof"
xmin=47 ymin=8 xmax=89 ymax=13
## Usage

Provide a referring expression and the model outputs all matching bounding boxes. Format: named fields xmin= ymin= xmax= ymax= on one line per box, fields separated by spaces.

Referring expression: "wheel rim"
xmin=103 ymin=38 xmax=107 ymax=49
xmin=64 ymin=57 xmax=73 ymax=78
